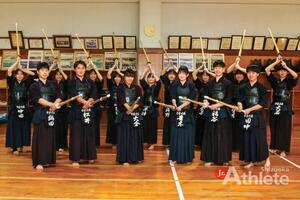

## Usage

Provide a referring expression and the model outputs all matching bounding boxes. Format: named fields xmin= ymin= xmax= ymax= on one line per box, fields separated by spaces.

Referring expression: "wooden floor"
xmin=0 ymin=124 xmax=299 ymax=200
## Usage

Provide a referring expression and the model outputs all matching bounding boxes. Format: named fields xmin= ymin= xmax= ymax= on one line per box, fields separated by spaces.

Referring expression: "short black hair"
xmin=246 ymin=64 xmax=261 ymax=73
xmin=124 ymin=68 xmax=135 ymax=77
xmin=235 ymin=69 xmax=245 ymax=75
xmin=167 ymin=68 xmax=177 ymax=75
xmin=178 ymin=66 xmax=189 ymax=74
xmin=213 ymin=60 xmax=225 ymax=68
xmin=147 ymin=72 xmax=155 ymax=79
xmin=37 ymin=62 xmax=49 ymax=71
xmin=73 ymin=60 xmax=87 ymax=69
xmin=111 ymin=71 xmax=123 ymax=80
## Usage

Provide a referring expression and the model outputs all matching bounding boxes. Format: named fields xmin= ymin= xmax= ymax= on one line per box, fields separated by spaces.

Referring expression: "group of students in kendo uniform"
xmin=4 ymin=53 xmax=297 ymax=170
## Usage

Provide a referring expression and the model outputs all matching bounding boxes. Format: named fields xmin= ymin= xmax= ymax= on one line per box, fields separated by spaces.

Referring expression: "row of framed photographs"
xmin=168 ymin=35 xmax=300 ymax=51
xmin=8 ymin=31 xmax=137 ymax=50
xmin=162 ymin=53 xmax=225 ymax=72
xmin=0 ymin=50 xmax=137 ymax=71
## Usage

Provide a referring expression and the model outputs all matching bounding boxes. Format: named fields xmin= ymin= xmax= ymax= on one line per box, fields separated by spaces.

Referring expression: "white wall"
xmin=1 ymin=0 xmax=300 ymax=48
xmin=0 ymin=1 xmax=139 ymax=48
xmin=161 ymin=1 xmax=300 ymax=40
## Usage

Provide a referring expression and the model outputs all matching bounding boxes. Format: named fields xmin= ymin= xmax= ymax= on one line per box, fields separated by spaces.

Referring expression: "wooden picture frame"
xmin=178 ymin=53 xmax=194 ymax=71
xmin=53 ymin=35 xmax=72 ymax=48
xmin=125 ymin=36 xmax=136 ymax=50
xmin=43 ymin=50 xmax=60 ymax=66
xmin=297 ymin=37 xmax=300 ymax=51
xmin=8 ymin=31 xmax=25 ymax=49
xmin=28 ymin=37 xmax=44 ymax=49
xmin=180 ymin=35 xmax=192 ymax=49
xmin=1 ymin=50 xmax=17 ymax=70
xmin=230 ymin=35 xmax=242 ymax=50
xmin=102 ymin=35 xmax=114 ymax=49
xmin=264 ymin=37 xmax=275 ymax=51
xmin=219 ymin=37 xmax=232 ymax=50
xmin=191 ymin=37 xmax=208 ymax=50
xmin=253 ymin=36 xmax=265 ymax=50
xmin=242 ymin=36 xmax=254 ymax=50
xmin=121 ymin=52 xmax=137 ymax=70
xmin=168 ymin=36 xmax=180 ymax=49
xmin=210 ymin=54 xmax=225 ymax=71
xmin=84 ymin=38 xmax=99 ymax=50
xmin=60 ymin=52 xmax=74 ymax=70
xmin=276 ymin=37 xmax=288 ymax=51
xmin=114 ymin=36 xmax=125 ymax=49
xmin=286 ymin=38 xmax=299 ymax=51
xmin=27 ymin=50 xmax=43 ymax=69
xmin=90 ymin=54 xmax=104 ymax=70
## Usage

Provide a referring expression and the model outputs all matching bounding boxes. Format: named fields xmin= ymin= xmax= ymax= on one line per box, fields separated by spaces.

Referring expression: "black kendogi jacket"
xmin=140 ymin=79 xmax=161 ymax=116
xmin=67 ymin=76 xmax=98 ymax=121
xmin=202 ymin=76 xmax=233 ymax=119
xmin=238 ymin=81 xmax=267 ymax=110
xmin=160 ymin=74 xmax=174 ymax=104
xmin=117 ymin=83 xmax=143 ymax=110
xmin=107 ymin=78 xmax=119 ymax=106
xmin=225 ymin=72 xmax=247 ymax=104
xmin=7 ymin=75 xmax=34 ymax=107
xmin=170 ymin=80 xmax=196 ymax=109
xmin=194 ymin=79 xmax=208 ymax=102
xmin=29 ymin=79 xmax=61 ymax=124
xmin=115 ymin=83 xmax=143 ymax=123
xmin=267 ymin=73 xmax=298 ymax=115
xmin=237 ymin=81 xmax=267 ymax=128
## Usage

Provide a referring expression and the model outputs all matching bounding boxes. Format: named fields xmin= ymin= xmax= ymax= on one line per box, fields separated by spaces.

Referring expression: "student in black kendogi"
xmin=140 ymin=62 xmax=161 ymax=150
xmin=6 ymin=57 xmax=35 ymax=155
xmin=68 ymin=60 xmax=98 ymax=168
xmin=265 ymin=55 xmax=298 ymax=157
xmin=29 ymin=62 xmax=62 ymax=171
xmin=106 ymin=59 xmax=123 ymax=149
xmin=49 ymin=59 xmax=69 ymax=153
xmin=237 ymin=64 xmax=270 ymax=169
xmin=160 ymin=61 xmax=177 ymax=147
xmin=115 ymin=69 xmax=144 ymax=166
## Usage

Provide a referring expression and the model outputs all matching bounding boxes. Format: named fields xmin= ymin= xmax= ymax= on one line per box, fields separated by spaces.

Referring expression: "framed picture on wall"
xmin=27 ymin=50 xmax=43 ymax=69
xmin=230 ymin=35 xmax=242 ymax=50
xmin=219 ymin=37 xmax=231 ymax=50
xmin=264 ymin=37 xmax=275 ymax=51
xmin=113 ymin=36 xmax=125 ymax=49
xmin=105 ymin=52 xmax=119 ymax=70
xmin=191 ymin=37 xmax=208 ymax=50
xmin=276 ymin=37 xmax=288 ymax=51
xmin=297 ymin=37 xmax=300 ymax=51
xmin=242 ymin=36 xmax=254 ymax=50
xmin=8 ymin=31 xmax=25 ymax=49
xmin=84 ymin=38 xmax=99 ymax=50
xmin=180 ymin=35 xmax=192 ymax=49
xmin=60 ymin=52 xmax=74 ymax=70
xmin=28 ymin=37 xmax=44 ymax=49
xmin=286 ymin=38 xmax=299 ymax=51
xmin=194 ymin=53 xmax=210 ymax=69
xmin=90 ymin=54 xmax=104 ymax=70
xmin=53 ymin=35 xmax=72 ymax=48
xmin=74 ymin=50 xmax=89 ymax=63
xmin=43 ymin=50 xmax=60 ymax=66
xmin=121 ymin=52 xmax=137 ymax=70
xmin=209 ymin=54 xmax=225 ymax=71
xmin=1 ymin=50 xmax=17 ymax=70
xmin=163 ymin=53 xmax=178 ymax=69
xmin=168 ymin=36 xmax=180 ymax=49
xmin=102 ymin=35 xmax=114 ymax=49
xmin=253 ymin=36 xmax=265 ymax=50
xmin=125 ymin=36 xmax=136 ymax=49
xmin=178 ymin=53 xmax=194 ymax=71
